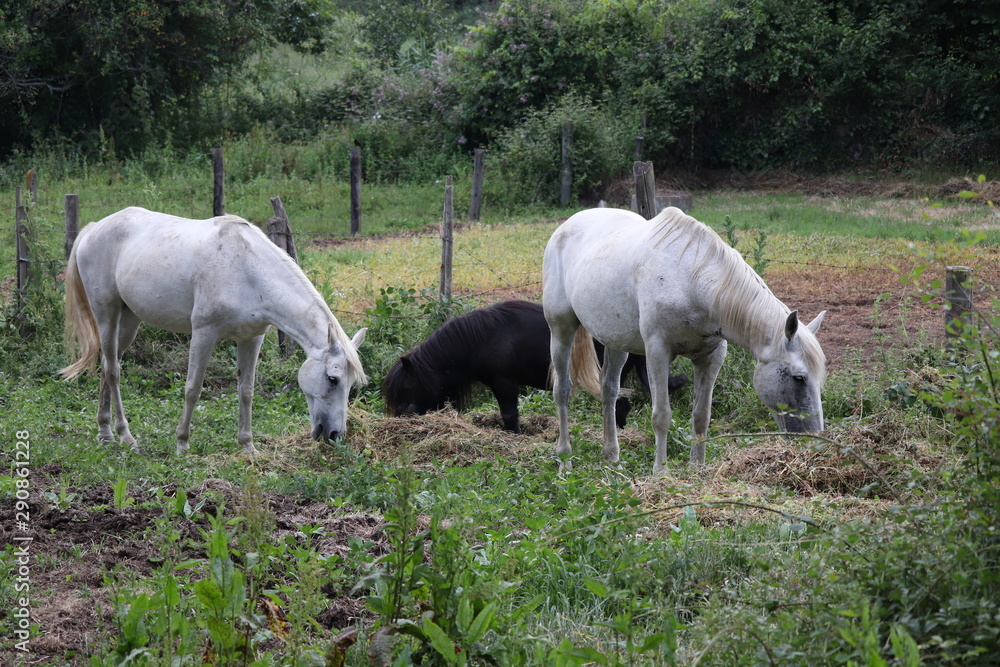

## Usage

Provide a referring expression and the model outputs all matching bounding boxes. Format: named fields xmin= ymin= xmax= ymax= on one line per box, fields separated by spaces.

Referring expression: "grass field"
xmin=1 ymin=167 xmax=999 ymax=665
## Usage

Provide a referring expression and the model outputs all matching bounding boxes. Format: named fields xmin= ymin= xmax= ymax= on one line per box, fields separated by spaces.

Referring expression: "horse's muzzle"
xmin=776 ymin=410 xmax=823 ymax=434
xmin=311 ymin=422 xmax=343 ymax=444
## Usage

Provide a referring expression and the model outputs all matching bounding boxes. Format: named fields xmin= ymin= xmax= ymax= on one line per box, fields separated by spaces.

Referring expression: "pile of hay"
xmin=937 ymin=177 xmax=1000 ymax=204
xmin=345 ymin=407 xmax=551 ymax=467
xmin=714 ymin=427 xmax=951 ymax=498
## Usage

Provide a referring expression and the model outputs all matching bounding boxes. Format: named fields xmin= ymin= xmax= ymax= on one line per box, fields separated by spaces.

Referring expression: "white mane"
xmin=237 ymin=217 xmax=368 ymax=385
xmin=649 ymin=208 xmax=825 ymax=382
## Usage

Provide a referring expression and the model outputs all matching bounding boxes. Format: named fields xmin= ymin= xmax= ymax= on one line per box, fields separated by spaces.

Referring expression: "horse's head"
xmin=753 ymin=311 xmax=826 ymax=433
xmin=382 ymin=354 xmax=444 ymax=417
xmin=298 ymin=327 xmax=367 ymax=443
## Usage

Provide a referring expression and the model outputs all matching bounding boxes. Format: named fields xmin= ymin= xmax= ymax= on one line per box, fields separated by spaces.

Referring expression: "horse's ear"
xmin=806 ymin=311 xmax=825 ymax=335
xmin=784 ymin=311 xmax=799 ymax=341
xmin=351 ymin=327 xmax=367 ymax=350
xmin=400 ymin=354 xmax=412 ymax=369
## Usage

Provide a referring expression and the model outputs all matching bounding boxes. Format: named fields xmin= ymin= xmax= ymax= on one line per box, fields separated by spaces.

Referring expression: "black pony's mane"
xmin=382 ymin=300 xmax=539 ymax=414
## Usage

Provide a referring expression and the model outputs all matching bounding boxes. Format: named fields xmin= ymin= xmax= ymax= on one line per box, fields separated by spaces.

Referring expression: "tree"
xmin=0 ymin=0 xmax=335 ymax=157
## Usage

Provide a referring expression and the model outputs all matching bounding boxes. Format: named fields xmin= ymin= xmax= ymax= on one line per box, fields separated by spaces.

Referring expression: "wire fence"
xmin=7 ymin=162 xmax=1000 ymax=339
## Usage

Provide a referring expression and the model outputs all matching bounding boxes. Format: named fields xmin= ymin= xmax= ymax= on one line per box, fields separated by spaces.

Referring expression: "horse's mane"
xmin=384 ymin=301 xmax=538 ymax=411
xmin=234 ymin=217 xmax=368 ymax=386
xmin=648 ymin=208 xmax=825 ymax=383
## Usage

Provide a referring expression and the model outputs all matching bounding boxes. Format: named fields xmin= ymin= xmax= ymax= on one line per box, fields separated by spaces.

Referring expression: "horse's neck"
xmin=711 ymin=273 xmax=788 ymax=359
xmin=256 ymin=259 xmax=333 ymax=356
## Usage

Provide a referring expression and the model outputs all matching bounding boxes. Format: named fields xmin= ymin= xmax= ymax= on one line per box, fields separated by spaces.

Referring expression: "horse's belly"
xmin=123 ymin=297 xmax=196 ymax=334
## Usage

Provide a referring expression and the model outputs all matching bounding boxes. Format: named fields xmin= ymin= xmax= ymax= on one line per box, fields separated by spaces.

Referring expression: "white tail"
xmin=569 ymin=325 xmax=602 ymax=397
xmin=60 ymin=240 xmax=99 ymax=379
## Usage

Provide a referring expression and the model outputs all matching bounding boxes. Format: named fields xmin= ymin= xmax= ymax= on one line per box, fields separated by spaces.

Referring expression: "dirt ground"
xmin=4 ymin=179 xmax=998 ymax=664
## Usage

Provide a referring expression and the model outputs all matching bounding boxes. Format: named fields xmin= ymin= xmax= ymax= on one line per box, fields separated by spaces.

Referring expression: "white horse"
xmin=543 ymin=207 xmax=826 ymax=474
xmin=61 ymin=207 xmax=367 ymax=455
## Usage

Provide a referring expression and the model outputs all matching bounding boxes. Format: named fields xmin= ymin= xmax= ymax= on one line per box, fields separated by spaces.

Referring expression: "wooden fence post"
xmin=212 ymin=148 xmax=225 ymax=216
xmin=560 ymin=120 xmax=573 ymax=206
xmin=65 ymin=194 xmax=79 ymax=258
xmin=350 ymin=146 xmax=362 ymax=235
xmin=267 ymin=196 xmax=299 ymax=356
xmin=945 ymin=266 xmax=974 ymax=343
xmin=26 ymin=169 xmax=38 ymax=204
xmin=440 ymin=176 xmax=454 ymax=310
xmin=632 ymin=161 xmax=657 ymax=220
xmin=15 ymin=186 xmax=30 ymax=337
xmin=634 ymin=136 xmax=644 ymax=160
xmin=469 ymin=148 xmax=485 ymax=221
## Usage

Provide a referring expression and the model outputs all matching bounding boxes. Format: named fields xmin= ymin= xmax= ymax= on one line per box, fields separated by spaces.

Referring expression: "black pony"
xmin=382 ymin=300 xmax=684 ymax=433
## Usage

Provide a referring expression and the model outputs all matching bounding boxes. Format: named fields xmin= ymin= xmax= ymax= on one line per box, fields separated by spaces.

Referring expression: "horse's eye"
xmin=327 ymin=375 xmax=340 ymax=387
xmin=792 ymin=374 xmax=806 ymax=383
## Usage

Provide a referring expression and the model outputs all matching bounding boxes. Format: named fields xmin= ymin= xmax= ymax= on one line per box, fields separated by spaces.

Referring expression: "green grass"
xmin=692 ymin=190 xmax=998 ymax=243
xmin=2 ymin=163 xmax=998 ymax=664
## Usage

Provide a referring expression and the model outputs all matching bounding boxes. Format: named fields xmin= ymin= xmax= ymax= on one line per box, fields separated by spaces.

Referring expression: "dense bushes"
xmin=452 ymin=0 xmax=1000 ymax=171
xmin=2 ymin=0 xmax=997 ymax=181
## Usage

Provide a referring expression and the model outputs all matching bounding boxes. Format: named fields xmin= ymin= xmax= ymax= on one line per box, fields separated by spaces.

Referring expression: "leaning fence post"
xmin=560 ymin=120 xmax=573 ymax=206
xmin=15 ymin=186 xmax=31 ymax=337
xmin=350 ymin=146 xmax=362 ymax=235
xmin=945 ymin=266 xmax=974 ymax=343
xmin=632 ymin=161 xmax=657 ymax=220
xmin=268 ymin=196 xmax=299 ymax=356
xmin=440 ymin=176 xmax=454 ymax=312
xmin=212 ymin=148 xmax=225 ymax=216
xmin=65 ymin=194 xmax=79 ymax=258
xmin=469 ymin=148 xmax=485 ymax=221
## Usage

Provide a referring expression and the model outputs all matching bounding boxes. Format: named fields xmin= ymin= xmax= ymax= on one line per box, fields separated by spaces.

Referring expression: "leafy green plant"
xmin=112 ymin=479 xmax=134 ymax=510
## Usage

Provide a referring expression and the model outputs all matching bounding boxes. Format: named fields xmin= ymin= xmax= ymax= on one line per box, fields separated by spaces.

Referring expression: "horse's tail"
xmin=569 ymin=325 xmax=602 ymax=398
xmin=60 ymin=238 xmax=100 ymax=380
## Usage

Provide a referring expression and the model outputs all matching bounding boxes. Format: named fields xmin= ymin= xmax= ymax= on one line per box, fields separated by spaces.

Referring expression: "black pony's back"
xmin=382 ymin=299 xmax=675 ymax=431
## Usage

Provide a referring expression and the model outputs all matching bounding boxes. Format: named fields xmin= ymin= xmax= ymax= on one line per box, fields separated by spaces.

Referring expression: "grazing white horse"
xmin=543 ymin=207 xmax=826 ymax=474
xmin=61 ymin=207 xmax=367 ymax=455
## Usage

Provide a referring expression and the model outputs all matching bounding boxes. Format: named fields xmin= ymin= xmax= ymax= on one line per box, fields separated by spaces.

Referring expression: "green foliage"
xmin=488 ymin=93 xmax=632 ymax=209
xmin=360 ymin=285 xmax=470 ymax=386
xmin=359 ymin=0 xmax=457 ymax=66
xmin=5 ymin=0 xmax=1000 ymax=171
xmin=0 ymin=0 xmax=335 ymax=157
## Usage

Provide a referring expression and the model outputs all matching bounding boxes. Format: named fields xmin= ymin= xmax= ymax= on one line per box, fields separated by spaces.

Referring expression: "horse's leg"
xmin=490 ymin=377 xmax=522 ymax=433
xmin=96 ymin=339 xmax=117 ymax=446
xmin=644 ymin=340 xmax=675 ymax=475
xmin=110 ymin=308 xmax=141 ymax=450
xmin=600 ymin=348 xmax=629 ymax=464
xmin=549 ymin=322 xmax=577 ymax=470
xmin=689 ymin=340 xmax=728 ymax=465
xmin=91 ymin=302 xmax=128 ymax=448
xmin=175 ymin=329 xmax=218 ymax=455
xmin=236 ymin=335 xmax=265 ymax=454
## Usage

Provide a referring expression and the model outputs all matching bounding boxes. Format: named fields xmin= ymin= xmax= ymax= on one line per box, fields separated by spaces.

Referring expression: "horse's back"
xmin=543 ymin=208 xmax=654 ymax=344
xmin=543 ymin=207 xmax=716 ymax=353
xmin=74 ymin=207 xmax=278 ymax=333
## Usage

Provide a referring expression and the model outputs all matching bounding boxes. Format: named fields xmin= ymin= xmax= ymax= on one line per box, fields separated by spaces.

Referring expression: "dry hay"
xmin=240 ymin=404 xmax=954 ymax=534
xmin=625 ymin=416 xmax=956 ymax=531
xmin=714 ymin=424 xmax=951 ymax=498
xmin=346 ymin=407 xmax=550 ymax=467
xmin=937 ymin=177 xmax=1000 ymax=204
